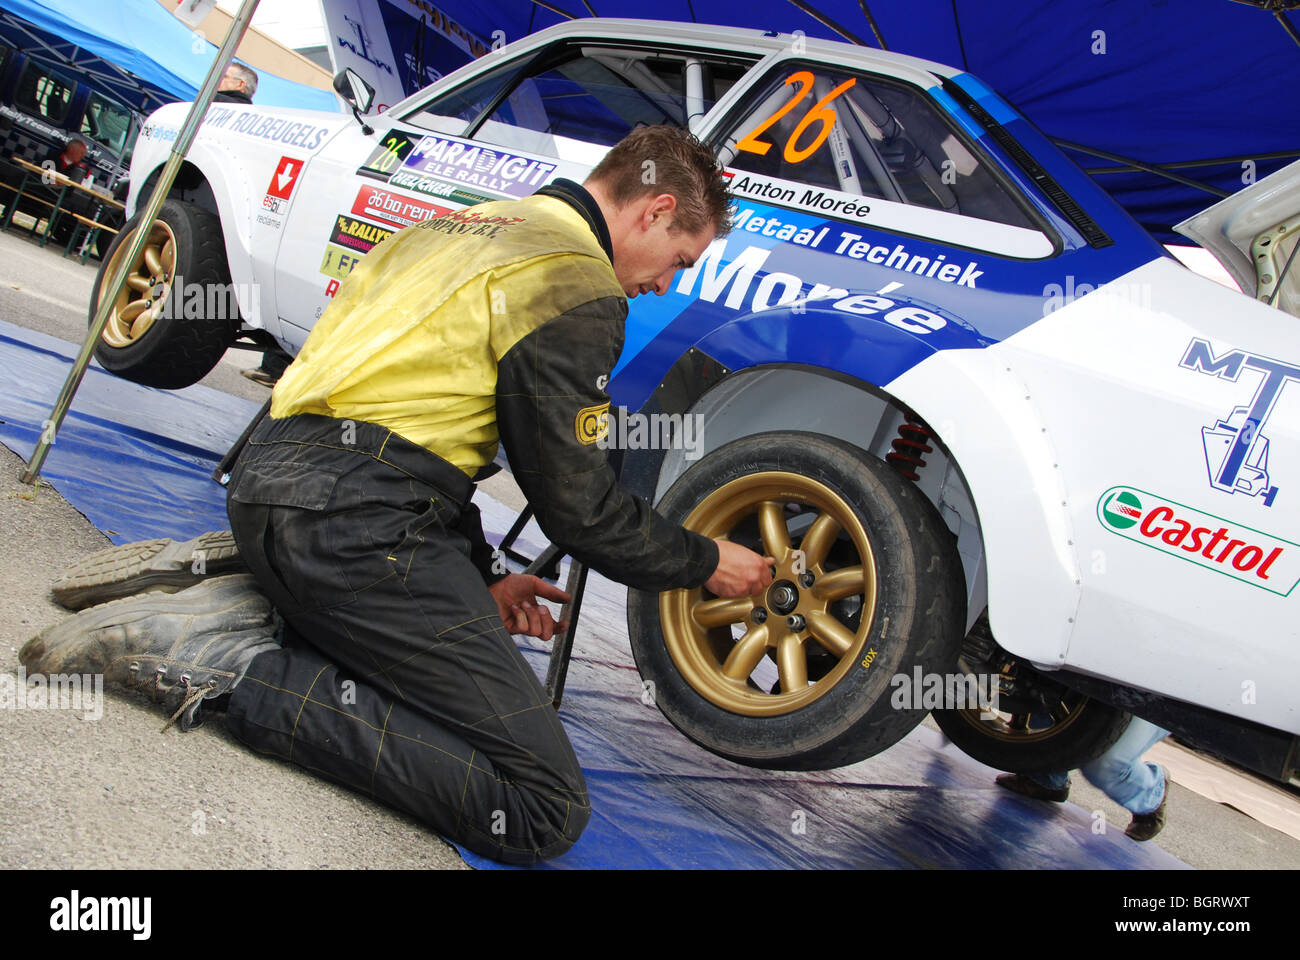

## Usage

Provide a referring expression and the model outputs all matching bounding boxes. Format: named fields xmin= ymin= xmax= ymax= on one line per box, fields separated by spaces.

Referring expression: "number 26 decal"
xmin=736 ymin=72 xmax=857 ymax=163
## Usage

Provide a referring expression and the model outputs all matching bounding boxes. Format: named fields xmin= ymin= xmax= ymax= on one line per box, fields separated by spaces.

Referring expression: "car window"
xmin=81 ymin=93 xmax=134 ymax=157
xmin=402 ymin=56 xmax=527 ymax=136
xmin=716 ymin=63 xmax=1049 ymax=251
xmin=15 ymin=59 xmax=74 ymax=125
xmin=411 ymin=44 xmax=754 ymax=163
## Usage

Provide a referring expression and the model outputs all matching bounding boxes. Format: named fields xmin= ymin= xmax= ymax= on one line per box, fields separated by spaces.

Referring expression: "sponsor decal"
xmin=325 ymin=279 xmax=340 ymax=299
xmin=255 ymin=212 xmax=282 ymax=230
xmin=402 ymin=135 xmax=556 ymax=199
xmin=1179 ymin=338 xmax=1299 ymax=508
xmin=351 ymin=184 xmax=448 ymax=229
xmin=329 ymin=214 xmax=393 ymax=255
xmin=1097 ymin=485 xmax=1299 ymax=596
xmin=574 ymin=402 xmax=610 ymax=445
xmin=201 ymin=107 xmax=328 ymax=151
xmin=261 ymin=155 xmax=303 ymax=214
xmin=729 ymin=206 xmax=981 ymax=286
xmin=387 ymin=168 xmax=495 ymax=206
xmin=139 ymin=120 xmax=179 ymax=145
xmin=676 ymin=237 xmax=951 ymax=332
xmin=319 ymin=243 xmax=364 ymax=281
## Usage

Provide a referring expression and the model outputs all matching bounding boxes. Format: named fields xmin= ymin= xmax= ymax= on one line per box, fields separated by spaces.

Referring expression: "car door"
xmin=273 ymin=35 xmax=759 ymax=352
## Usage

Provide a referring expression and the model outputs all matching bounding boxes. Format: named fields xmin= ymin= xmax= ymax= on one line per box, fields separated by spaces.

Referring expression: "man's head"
xmin=63 ymin=138 xmax=87 ymax=162
xmin=584 ymin=125 xmax=733 ymax=298
xmin=219 ymin=63 xmax=259 ymax=98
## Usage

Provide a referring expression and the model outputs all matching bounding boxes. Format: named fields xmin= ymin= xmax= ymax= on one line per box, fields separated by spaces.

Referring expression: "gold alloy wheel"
xmin=660 ymin=471 xmax=877 ymax=717
xmin=98 ymin=220 xmax=176 ymax=348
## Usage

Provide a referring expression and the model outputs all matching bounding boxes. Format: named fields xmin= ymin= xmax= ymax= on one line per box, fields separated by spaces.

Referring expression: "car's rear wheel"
xmin=627 ymin=431 xmax=966 ymax=770
xmin=931 ymin=615 xmax=1132 ymax=773
xmin=91 ymin=199 xmax=238 ymax=389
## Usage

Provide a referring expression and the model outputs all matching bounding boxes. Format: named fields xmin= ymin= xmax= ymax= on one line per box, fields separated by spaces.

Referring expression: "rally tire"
xmin=627 ymin=431 xmax=966 ymax=770
xmin=931 ymin=626 xmax=1132 ymax=774
xmin=935 ymin=681 xmax=1128 ymax=770
xmin=91 ymin=199 xmax=238 ymax=389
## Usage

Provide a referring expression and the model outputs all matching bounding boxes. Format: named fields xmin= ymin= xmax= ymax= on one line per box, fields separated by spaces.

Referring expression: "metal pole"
xmin=20 ymin=0 xmax=261 ymax=485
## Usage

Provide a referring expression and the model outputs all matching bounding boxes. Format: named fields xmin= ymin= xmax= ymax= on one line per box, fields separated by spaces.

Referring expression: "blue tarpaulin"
xmin=0 ymin=318 xmax=1187 ymax=869
xmin=0 ymin=0 xmax=341 ymax=113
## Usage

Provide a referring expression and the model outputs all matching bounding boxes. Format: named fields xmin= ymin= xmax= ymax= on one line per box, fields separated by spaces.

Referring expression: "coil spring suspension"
xmin=886 ymin=412 xmax=936 ymax=482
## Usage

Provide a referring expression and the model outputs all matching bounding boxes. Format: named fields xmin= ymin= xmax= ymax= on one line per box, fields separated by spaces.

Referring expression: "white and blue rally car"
xmin=93 ymin=20 xmax=1300 ymax=781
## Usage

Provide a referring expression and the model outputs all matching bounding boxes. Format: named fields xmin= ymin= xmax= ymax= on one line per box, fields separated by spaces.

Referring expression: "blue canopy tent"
xmin=0 ymin=0 xmax=341 ymax=113
xmin=415 ymin=0 xmax=1300 ymax=242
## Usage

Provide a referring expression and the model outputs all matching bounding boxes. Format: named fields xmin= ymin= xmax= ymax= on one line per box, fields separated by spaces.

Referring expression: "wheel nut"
xmin=786 ymin=614 xmax=805 ymax=632
xmin=751 ymin=608 xmax=767 ymax=624
xmin=799 ymin=572 xmax=815 ymax=588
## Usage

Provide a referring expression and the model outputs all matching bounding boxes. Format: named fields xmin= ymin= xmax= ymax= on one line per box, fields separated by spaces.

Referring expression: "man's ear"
xmin=642 ymin=192 xmax=678 ymax=230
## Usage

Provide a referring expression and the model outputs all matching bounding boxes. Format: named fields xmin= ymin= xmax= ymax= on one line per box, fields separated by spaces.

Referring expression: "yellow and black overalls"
xmin=221 ymin=179 xmax=718 ymax=864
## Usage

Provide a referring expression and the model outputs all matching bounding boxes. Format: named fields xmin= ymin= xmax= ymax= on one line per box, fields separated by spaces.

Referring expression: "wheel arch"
xmin=129 ymin=148 xmax=265 ymax=330
xmin=619 ymin=341 xmax=1080 ymax=665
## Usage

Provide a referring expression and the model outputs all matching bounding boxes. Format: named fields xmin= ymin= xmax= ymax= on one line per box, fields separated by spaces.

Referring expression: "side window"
xmin=416 ymin=45 xmax=753 ymax=162
xmin=403 ymin=57 xmax=526 ymax=136
xmin=15 ymin=60 xmax=74 ymax=125
xmin=717 ymin=64 xmax=1044 ymax=240
xmin=81 ymin=94 xmax=134 ymax=157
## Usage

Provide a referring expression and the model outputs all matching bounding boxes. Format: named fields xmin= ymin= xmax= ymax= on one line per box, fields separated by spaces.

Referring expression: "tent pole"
xmin=1052 ymin=138 xmax=1232 ymax=198
xmin=857 ymin=0 xmax=890 ymax=49
xmin=20 ymin=0 xmax=262 ymax=486
xmin=1274 ymin=8 xmax=1300 ymax=50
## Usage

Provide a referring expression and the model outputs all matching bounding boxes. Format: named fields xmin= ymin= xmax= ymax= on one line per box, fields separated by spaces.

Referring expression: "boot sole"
xmin=22 ymin=574 xmax=274 ymax=678
xmin=52 ymin=530 xmax=247 ymax=610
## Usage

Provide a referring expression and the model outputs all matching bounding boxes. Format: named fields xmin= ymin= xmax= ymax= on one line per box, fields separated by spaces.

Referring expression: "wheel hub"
xmin=767 ymin=580 xmax=799 ymax=614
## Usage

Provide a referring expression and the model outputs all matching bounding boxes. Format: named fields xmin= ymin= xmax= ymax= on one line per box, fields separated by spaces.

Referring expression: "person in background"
xmin=995 ymin=716 xmax=1171 ymax=841
xmin=215 ymin=62 xmax=258 ymax=105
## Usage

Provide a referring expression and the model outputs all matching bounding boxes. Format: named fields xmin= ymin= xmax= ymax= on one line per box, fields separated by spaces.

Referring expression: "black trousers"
xmin=223 ymin=413 xmax=590 ymax=864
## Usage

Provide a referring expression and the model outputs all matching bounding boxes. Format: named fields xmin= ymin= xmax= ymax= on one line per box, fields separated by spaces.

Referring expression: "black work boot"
xmin=995 ymin=772 xmax=1071 ymax=803
xmin=20 ymin=574 xmax=278 ymax=731
xmin=51 ymin=530 xmax=246 ymax=610
xmin=1125 ymin=769 xmax=1170 ymax=841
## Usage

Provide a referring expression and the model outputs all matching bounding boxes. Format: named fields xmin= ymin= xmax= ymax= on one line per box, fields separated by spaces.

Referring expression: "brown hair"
xmin=587 ymin=125 xmax=733 ymax=237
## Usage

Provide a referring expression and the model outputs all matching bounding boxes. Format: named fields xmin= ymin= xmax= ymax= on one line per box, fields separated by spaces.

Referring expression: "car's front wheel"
xmin=627 ymin=431 xmax=966 ymax=770
xmin=91 ymin=199 xmax=239 ymax=389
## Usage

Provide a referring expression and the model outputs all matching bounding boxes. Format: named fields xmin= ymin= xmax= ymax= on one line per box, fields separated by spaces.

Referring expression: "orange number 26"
xmin=736 ymin=72 xmax=857 ymax=164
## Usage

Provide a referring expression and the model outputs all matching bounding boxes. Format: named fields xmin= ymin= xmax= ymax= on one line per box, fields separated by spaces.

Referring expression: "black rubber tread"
xmin=932 ymin=690 xmax=1133 ymax=774
xmin=90 ymin=199 xmax=239 ymax=389
xmin=52 ymin=530 xmax=247 ymax=610
xmin=627 ymin=431 xmax=967 ymax=771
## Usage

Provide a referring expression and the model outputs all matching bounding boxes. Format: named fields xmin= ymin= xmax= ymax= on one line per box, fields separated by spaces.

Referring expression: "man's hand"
xmin=704 ymin=539 xmax=775 ymax=598
xmin=488 ymin=573 xmax=572 ymax=642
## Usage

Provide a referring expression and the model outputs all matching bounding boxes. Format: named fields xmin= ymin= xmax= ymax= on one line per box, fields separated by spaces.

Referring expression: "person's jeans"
xmin=1033 ymin=717 xmax=1169 ymax=815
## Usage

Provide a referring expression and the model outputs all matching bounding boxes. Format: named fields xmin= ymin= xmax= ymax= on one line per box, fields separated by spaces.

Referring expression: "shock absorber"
xmin=886 ymin=410 xmax=936 ymax=482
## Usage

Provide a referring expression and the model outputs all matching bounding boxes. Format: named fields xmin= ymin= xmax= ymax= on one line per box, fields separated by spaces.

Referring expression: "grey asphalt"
xmin=0 ymin=226 xmax=1297 ymax=870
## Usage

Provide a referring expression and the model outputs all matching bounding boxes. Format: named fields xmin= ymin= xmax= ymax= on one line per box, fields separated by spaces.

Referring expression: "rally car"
xmin=90 ymin=19 xmax=1300 ymax=782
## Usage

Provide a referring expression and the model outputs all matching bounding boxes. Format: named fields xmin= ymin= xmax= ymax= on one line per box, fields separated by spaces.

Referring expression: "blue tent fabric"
xmin=0 ymin=319 xmax=1188 ymax=869
xmin=0 ymin=0 xmax=340 ymax=113
xmin=437 ymin=0 xmax=1300 ymax=241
